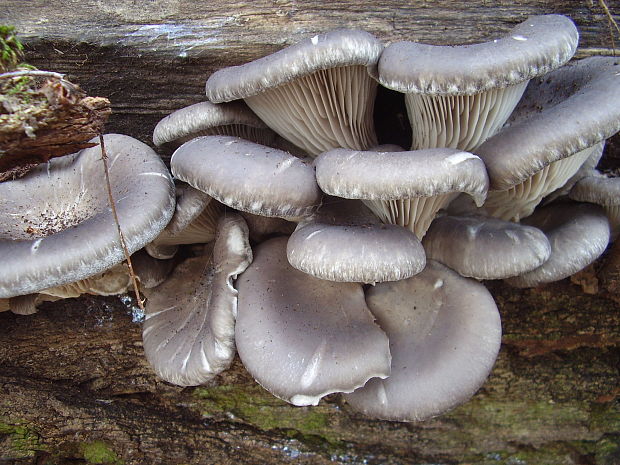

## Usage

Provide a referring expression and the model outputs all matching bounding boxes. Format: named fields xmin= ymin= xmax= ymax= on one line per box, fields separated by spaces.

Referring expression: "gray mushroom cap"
xmin=0 ymin=134 xmax=175 ymax=298
xmin=142 ymin=214 xmax=252 ymax=386
xmin=287 ymin=198 xmax=425 ymax=283
xmin=235 ymin=236 xmax=391 ymax=406
xmin=315 ymin=147 xmax=488 ymax=238
xmin=344 ymin=260 xmax=502 ymax=422
xmin=205 ymin=29 xmax=383 ymax=102
xmin=505 ymin=202 xmax=610 ymax=288
xmin=153 ymin=101 xmax=275 ymax=147
xmin=171 ymin=135 xmax=322 ymax=218
xmin=378 ymin=15 xmax=578 ymax=96
xmin=422 ymin=215 xmax=551 ymax=280
xmin=315 ymin=147 xmax=488 ymax=204
xmin=477 ymin=57 xmax=620 ymax=191
xmin=569 ymin=172 xmax=620 ymax=207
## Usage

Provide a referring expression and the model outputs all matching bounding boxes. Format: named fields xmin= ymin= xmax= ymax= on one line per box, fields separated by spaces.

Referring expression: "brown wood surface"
xmin=1 ymin=1 xmax=620 ymax=464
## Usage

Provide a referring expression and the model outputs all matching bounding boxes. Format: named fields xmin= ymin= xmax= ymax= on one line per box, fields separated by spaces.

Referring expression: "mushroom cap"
xmin=0 ymin=134 xmax=175 ymax=298
xmin=142 ymin=214 xmax=252 ymax=386
xmin=164 ymin=182 xmax=215 ymax=236
xmin=569 ymin=172 xmax=620 ymax=207
xmin=379 ymin=15 xmax=578 ymax=96
xmin=315 ymin=147 xmax=488 ymax=206
xmin=422 ymin=215 xmax=551 ymax=280
xmin=235 ymin=236 xmax=391 ymax=406
xmin=153 ymin=101 xmax=270 ymax=146
xmin=344 ymin=260 xmax=502 ymax=421
xmin=131 ymin=250 xmax=175 ymax=290
xmin=205 ymin=29 xmax=383 ymax=103
xmin=287 ymin=198 xmax=425 ymax=283
xmin=171 ymin=135 xmax=322 ymax=218
xmin=477 ymin=57 xmax=620 ymax=191
xmin=505 ymin=202 xmax=610 ymax=287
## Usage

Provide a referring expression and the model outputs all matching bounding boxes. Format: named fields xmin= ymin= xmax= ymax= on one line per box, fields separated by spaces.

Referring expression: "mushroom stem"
xmin=363 ymin=193 xmax=459 ymax=239
xmin=99 ymin=135 xmax=145 ymax=313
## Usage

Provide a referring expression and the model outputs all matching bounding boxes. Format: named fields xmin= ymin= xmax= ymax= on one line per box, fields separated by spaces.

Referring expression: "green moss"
xmin=0 ymin=418 xmax=43 ymax=458
xmin=0 ymin=25 xmax=24 ymax=71
xmin=194 ymin=384 xmax=341 ymax=447
xmin=80 ymin=440 xmax=123 ymax=465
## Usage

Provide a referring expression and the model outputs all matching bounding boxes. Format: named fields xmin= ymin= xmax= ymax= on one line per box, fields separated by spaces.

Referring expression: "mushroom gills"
xmin=406 ymin=80 xmax=528 ymax=151
xmin=245 ymin=65 xmax=378 ymax=156
xmin=482 ymin=145 xmax=596 ymax=222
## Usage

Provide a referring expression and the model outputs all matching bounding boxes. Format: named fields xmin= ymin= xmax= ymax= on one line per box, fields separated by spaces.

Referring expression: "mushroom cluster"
xmin=3 ymin=15 xmax=619 ymax=423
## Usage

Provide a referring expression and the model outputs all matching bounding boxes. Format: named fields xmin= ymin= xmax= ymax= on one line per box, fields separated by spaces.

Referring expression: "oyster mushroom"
xmin=205 ymin=29 xmax=382 ymax=156
xmin=378 ymin=15 xmax=578 ymax=151
xmin=0 ymin=134 xmax=175 ymax=298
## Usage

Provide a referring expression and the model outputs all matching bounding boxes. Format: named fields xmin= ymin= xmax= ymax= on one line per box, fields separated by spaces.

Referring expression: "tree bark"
xmin=0 ymin=1 xmax=619 ymax=464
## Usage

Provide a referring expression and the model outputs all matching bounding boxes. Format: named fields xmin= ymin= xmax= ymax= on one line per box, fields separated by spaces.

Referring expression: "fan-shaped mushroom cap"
xmin=287 ymin=197 xmax=425 ymax=283
xmin=505 ymin=203 xmax=610 ymax=288
xmin=0 ymin=134 xmax=175 ymax=298
xmin=206 ymin=29 xmax=383 ymax=156
xmin=142 ymin=214 xmax=252 ymax=386
xmin=131 ymin=250 xmax=175 ymax=290
xmin=422 ymin=215 xmax=551 ymax=280
xmin=315 ymin=147 xmax=488 ymax=238
xmin=344 ymin=260 xmax=501 ymax=421
xmin=171 ymin=136 xmax=322 ymax=219
xmin=476 ymin=57 xmax=620 ymax=221
xmin=236 ymin=236 xmax=391 ymax=406
xmin=153 ymin=101 xmax=276 ymax=148
xmin=378 ymin=15 xmax=578 ymax=151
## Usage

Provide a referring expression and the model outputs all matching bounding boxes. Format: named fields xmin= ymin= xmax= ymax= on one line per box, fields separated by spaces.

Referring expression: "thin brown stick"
xmin=598 ymin=0 xmax=619 ymax=55
xmin=99 ymin=134 xmax=145 ymax=313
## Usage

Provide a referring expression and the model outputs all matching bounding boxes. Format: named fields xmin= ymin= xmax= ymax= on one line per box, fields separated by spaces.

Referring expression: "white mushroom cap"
xmin=344 ymin=260 xmax=502 ymax=421
xmin=142 ymin=214 xmax=252 ymax=386
xmin=152 ymin=101 xmax=275 ymax=148
xmin=0 ymin=134 xmax=175 ymax=298
xmin=235 ymin=236 xmax=391 ymax=406
xmin=315 ymin=147 xmax=488 ymax=238
xmin=422 ymin=215 xmax=551 ymax=280
xmin=287 ymin=198 xmax=425 ymax=283
xmin=505 ymin=202 xmax=610 ymax=287
xmin=171 ymin=136 xmax=322 ymax=218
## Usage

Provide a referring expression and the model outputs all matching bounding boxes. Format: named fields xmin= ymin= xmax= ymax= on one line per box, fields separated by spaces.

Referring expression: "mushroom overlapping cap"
xmin=0 ymin=134 xmax=175 ymax=298
xmin=569 ymin=172 xmax=620 ymax=240
xmin=315 ymin=147 xmax=488 ymax=238
xmin=344 ymin=260 xmax=502 ymax=421
xmin=236 ymin=236 xmax=391 ymax=406
xmin=505 ymin=202 xmax=610 ymax=288
xmin=422 ymin=215 xmax=551 ymax=280
xmin=476 ymin=57 xmax=620 ymax=221
xmin=287 ymin=197 xmax=425 ymax=283
xmin=171 ymin=135 xmax=322 ymax=219
xmin=152 ymin=101 xmax=276 ymax=148
xmin=205 ymin=29 xmax=383 ymax=156
xmin=378 ymin=15 xmax=578 ymax=151
xmin=142 ymin=214 xmax=252 ymax=386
